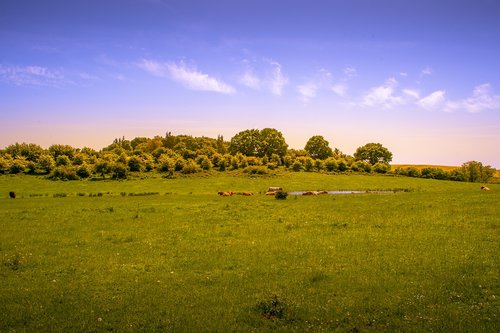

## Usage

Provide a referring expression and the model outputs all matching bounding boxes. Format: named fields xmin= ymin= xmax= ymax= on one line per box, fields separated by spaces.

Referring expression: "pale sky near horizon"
xmin=1 ymin=0 xmax=499 ymax=167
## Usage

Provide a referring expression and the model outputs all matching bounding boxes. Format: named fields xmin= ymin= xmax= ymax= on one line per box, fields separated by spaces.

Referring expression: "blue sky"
xmin=1 ymin=0 xmax=499 ymax=167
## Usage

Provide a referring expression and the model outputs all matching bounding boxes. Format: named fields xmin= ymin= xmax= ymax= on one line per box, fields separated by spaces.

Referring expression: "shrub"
xmin=111 ymin=162 xmax=128 ymax=179
xmin=243 ymin=166 xmax=268 ymax=175
xmin=303 ymin=157 xmax=314 ymax=172
xmin=49 ymin=166 xmax=79 ymax=180
xmin=337 ymin=159 xmax=348 ymax=172
xmin=291 ymin=160 xmax=303 ymax=172
xmin=9 ymin=157 xmax=28 ymax=174
xmin=373 ymin=162 xmax=390 ymax=174
xmin=275 ymin=191 xmax=288 ymax=200
xmin=196 ymin=155 xmax=213 ymax=171
xmin=324 ymin=158 xmax=338 ymax=172
xmin=76 ymin=164 xmax=92 ymax=178
xmin=181 ymin=160 xmax=200 ymax=174
xmin=55 ymin=155 xmax=71 ymax=167
xmin=128 ymin=156 xmax=144 ymax=172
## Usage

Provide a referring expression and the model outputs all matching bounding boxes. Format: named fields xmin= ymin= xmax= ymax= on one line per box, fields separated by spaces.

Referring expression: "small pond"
xmin=288 ymin=190 xmax=400 ymax=195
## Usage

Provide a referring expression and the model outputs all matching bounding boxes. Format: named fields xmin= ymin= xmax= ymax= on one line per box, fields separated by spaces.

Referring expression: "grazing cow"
xmin=242 ymin=192 xmax=253 ymax=196
xmin=267 ymin=187 xmax=282 ymax=193
xmin=302 ymin=191 xmax=316 ymax=196
xmin=481 ymin=186 xmax=490 ymax=191
xmin=265 ymin=191 xmax=276 ymax=196
xmin=9 ymin=191 xmax=16 ymax=199
xmin=317 ymin=191 xmax=328 ymax=195
xmin=218 ymin=191 xmax=234 ymax=196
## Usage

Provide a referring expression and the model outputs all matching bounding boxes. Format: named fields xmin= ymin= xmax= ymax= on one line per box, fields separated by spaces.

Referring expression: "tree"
xmin=461 ymin=161 xmax=494 ymax=182
xmin=229 ymin=128 xmax=288 ymax=158
xmin=304 ymin=135 xmax=333 ymax=160
xmin=258 ymin=128 xmax=288 ymax=158
xmin=354 ymin=143 xmax=393 ymax=165
xmin=229 ymin=129 xmax=261 ymax=156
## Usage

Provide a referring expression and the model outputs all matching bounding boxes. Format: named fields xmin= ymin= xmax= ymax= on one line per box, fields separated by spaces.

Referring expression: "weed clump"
xmin=255 ymin=294 xmax=288 ymax=320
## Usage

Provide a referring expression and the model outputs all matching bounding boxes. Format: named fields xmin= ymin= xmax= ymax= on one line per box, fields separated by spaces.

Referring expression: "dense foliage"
xmin=0 ymin=130 xmax=495 ymax=183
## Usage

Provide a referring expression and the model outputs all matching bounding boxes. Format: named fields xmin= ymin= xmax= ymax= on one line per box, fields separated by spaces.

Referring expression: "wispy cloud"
xmin=0 ymin=64 xmax=66 ymax=87
xmin=332 ymin=83 xmax=347 ymax=97
xmin=362 ymin=77 xmax=404 ymax=109
xmin=403 ymin=89 xmax=420 ymax=99
xmin=445 ymin=83 xmax=500 ymax=113
xmin=138 ymin=59 xmax=235 ymax=94
xmin=239 ymin=59 xmax=288 ymax=96
xmin=239 ymin=69 xmax=261 ymax=89
xmin=268 ymin=61 xmax=288 ymax=96
xmin=297 ymin=82 xmax=318 ymax=102
xmin=420 ymin=66 xmax=433 ymax=76
xmin=417 ymin=90 xmax=446 ymax=110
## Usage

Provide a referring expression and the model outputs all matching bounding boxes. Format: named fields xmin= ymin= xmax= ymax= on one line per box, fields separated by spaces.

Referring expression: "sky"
xmin=1 ymin=0 xmax=499 ymax=167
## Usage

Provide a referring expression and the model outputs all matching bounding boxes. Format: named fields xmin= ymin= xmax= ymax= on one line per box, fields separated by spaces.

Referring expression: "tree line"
xmin=0 ymin=128 xmax=494 ymax=182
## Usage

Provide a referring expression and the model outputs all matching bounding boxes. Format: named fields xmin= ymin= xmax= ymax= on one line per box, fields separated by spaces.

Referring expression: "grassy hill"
xmin=1 ymin=173 xmax=498 ymax=332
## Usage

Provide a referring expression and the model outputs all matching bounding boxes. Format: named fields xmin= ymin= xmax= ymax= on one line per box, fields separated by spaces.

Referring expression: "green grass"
xmin=0 ymin=173 xmax=498 ymax=332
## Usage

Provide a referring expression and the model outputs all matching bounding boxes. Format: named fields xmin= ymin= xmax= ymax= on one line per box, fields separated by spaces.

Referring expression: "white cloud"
xmin=297 ymin=82 xmax=317 ymax=102
xmin=268 ymin=61 xmax=288 ymax=96
xmin=138 ymin=59 xmax=169 ymax=77
xmin=403 ymin=89 xmax=420 ymax=99
xmin=239 ymin=69 xmax=260 ymax=89
xmin=445 ymin=83 xmax=500 ymax=113
xmin=331 ymin=83 xmax=347 ymax=97
xmin=417 ymin=90 xmax=446 ymax=110
xmin=139 ymin=59 xmax=235 ymax=94
xmin=421 ymin=67 xmax=433 ymax=76
xmin=0 ymin=64 xmax=65 ymax=87
xmin=399 ymin=72 xmax=408 ymax=77
xmin=362 ymin=77 xmax=404 ymax=109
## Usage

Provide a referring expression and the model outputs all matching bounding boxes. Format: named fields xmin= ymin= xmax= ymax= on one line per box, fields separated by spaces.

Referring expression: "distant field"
xmin=392 ymin=164 xmax=460 ymax=171
xmin=1 ymin=173 xmax=498 ymax=332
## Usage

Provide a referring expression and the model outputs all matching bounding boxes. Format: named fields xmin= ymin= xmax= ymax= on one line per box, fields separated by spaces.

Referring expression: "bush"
xmin=291 ymin=160 xmax=303 ymax=172
xmin=275 ymin=191 xmax=288 ymax=200
xmin=373 ymin=162 xmax=390 ymax=174
xmin=181 ymin=160 xmax=200 ymax=174
xmin=324 ymin=158 xmax=338 ymax=172
xmin=76 ymin=164 xmax=92 ymax=178
xmin=243 ymin=166 xmax=268 ymax=175
xmin=9 ymin=157 xmax=28 ymax=174
xmin=128 ymin=156 xmax=144 ymax=172
xmin=49 ymin=166 xmax=79 ymax=180
xmin=111 ymin=163 xmax=128 ymax=179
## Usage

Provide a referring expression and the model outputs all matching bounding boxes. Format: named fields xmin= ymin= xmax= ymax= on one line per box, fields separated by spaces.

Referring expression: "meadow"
xmin=0 ymin=172 xmax=498 ymax=332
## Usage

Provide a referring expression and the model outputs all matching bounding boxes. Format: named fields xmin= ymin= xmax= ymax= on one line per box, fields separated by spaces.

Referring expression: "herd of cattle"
xmin=5 ymin=185 xmax=492 ymax=199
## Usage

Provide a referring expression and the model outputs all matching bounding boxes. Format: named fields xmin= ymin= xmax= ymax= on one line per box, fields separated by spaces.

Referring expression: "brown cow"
xmin=265 ymin=191 xmax=276 ymax=196
xmin=9 ymin=191 xmax=16 ymax=199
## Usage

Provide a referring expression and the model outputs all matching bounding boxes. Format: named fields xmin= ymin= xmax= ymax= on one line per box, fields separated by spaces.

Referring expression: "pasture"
xmin=0 ymin=173 xmax=498 ymax=332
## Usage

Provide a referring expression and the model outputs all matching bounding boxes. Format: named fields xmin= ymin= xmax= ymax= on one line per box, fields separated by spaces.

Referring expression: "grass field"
xmin=1 ymin=172 xmax=498 ymax=332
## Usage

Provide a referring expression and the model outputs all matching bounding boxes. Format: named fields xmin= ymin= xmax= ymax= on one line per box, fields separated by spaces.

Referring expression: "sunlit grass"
xmin=0 ymin=173 xmax=498 ymax=332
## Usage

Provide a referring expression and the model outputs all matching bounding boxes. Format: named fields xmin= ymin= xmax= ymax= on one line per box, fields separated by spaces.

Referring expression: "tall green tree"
xmin=354 ymin=143 xmax=393 ymax=165
xmin=461 ymin=161 xmax=494 ymax=182
xmin=258 ymin=128 xmax=288 ymax=158
xmin=229 ymin=129 xmax=261 ymax=156
xmin=304 ymin=135 xmax=333 ymax=160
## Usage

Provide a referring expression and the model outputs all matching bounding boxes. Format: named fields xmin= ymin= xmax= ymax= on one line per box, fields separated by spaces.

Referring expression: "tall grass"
xmin=0 ymin=173 xmax=498 ymax=332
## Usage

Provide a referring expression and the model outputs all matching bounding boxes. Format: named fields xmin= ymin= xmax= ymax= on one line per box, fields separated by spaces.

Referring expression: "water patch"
xmin=288 ymin=190 xmax=399 ymax=195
